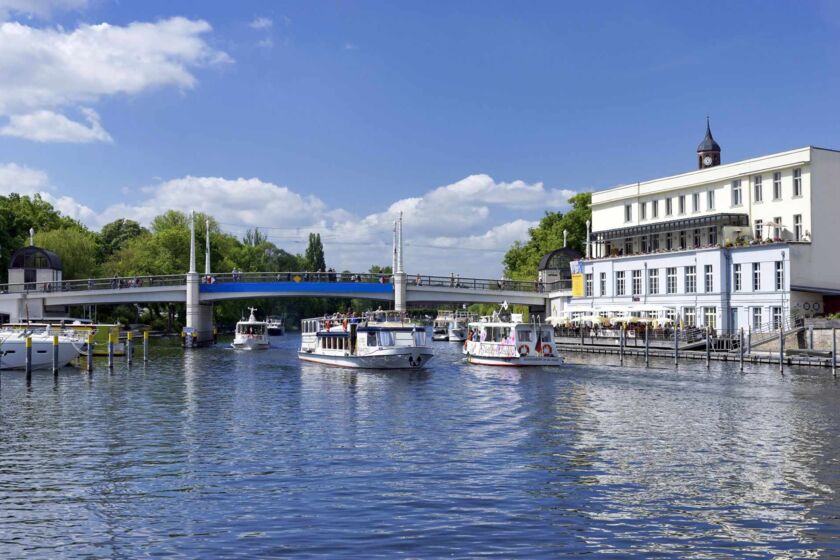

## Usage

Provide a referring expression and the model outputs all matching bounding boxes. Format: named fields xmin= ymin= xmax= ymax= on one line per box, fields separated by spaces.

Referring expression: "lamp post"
xmin=585 ymin=220 xmax=591 ymax=259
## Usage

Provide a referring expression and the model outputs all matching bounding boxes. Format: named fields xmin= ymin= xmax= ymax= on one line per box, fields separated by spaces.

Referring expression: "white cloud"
xmin=249 ymin=16 xmax=272 ymax=29
xmin=0 ymin=107 xmax=112 ymax=143
xmin=0 ymin=164 xmax=577 ymax=276
xmin=0 ymin=0 xmax=87 ymax=20
xmin=0 ymin=17 xmax=230 ymax=142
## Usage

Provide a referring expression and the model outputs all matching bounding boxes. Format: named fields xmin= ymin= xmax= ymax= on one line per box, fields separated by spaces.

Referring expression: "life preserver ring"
xmin=518 ymin=344 xmax=529 ymax=356
xmin=542 ymin=344 xmax=553 ymax=357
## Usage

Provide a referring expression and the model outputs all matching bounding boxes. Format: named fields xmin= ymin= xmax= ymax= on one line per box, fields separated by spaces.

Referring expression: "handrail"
xmin=0 ymin=274 xmax=186 ymax=294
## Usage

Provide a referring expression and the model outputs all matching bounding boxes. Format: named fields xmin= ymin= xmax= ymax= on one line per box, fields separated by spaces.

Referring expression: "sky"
xmin=1 ymin=0 xmax=840 ymax=277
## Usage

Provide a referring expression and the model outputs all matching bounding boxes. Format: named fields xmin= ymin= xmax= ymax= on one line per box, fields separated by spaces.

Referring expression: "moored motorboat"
xmin=299 ymin=310 xmax=433 ymax=369
xmin=463 ymin=303 xmax=563 ymax=367
xmin=0 ymin=325 xmax=84 ymax=370
xmin=231 ymin=308 xmax=270 ymax=350
xmin=446 ymin=309 xmax=474 ymax=343
xmin=266 ymin=316 xmax=285 ymax=336
xmin=432 ymin=310 xmax=453 ymax=341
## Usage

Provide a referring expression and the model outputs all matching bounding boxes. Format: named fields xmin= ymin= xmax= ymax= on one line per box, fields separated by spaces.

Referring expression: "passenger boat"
xmin=432 ymin=311 xmax=452 ymax=341
xmin=299 ymin=310 xmax=433 ymax=369
xmin=446 ymin=309 xmax=474 ymax=343
xmin=463 ymin=304 xmax=563 ymax=367
xmin=0 ymin=324 xmax=84 ymax=370
xmin=266 ymin=316 xmax=285 ymax=336
xmin=231 ymin=308 xmax=270 ymax=350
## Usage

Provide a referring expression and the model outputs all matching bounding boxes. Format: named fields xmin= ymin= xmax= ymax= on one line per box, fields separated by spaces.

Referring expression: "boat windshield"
xmin=412 ymin=330 xmax=427 ymax=346
xmin=238 ymin=324 xmax=265 ymax=335
xmin=378 ymin=331 xmax=395 ymax=346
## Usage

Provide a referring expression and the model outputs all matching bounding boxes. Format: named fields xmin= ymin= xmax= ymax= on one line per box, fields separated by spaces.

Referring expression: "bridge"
xmin=0 ymin=214 xmax=568 ymax=343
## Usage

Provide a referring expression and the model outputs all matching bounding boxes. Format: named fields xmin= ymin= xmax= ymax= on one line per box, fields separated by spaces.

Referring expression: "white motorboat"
xmin=0 ymin=325 xmax=84 ymax=370
xmin=463 ymin=303 xmax=563 ymax=367
xmin=299 ymin=310 xmax=433 ymax=369
xmin=432 ymin=310 xmax=453 ymax=341
xmin=446 ymin=309 xmax=474 ymax=343
xmin=266 ymin=316 xmax=285 ymax=336
xmin=231 ymin=308 xmax=270 ymax=350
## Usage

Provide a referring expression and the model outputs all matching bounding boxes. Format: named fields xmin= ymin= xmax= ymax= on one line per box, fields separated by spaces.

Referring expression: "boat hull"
xmin=0 ymin=339 xmax=81 ymax=370
xmin=464 ymin=353 xmax=564 ymax=367
xmin=231 ymin=337 xmax=270 ymax=350
xmin=267 ymin=327 xmax=285 ymax=336
xmin=298 ymin=348 xmax=434 ymax=369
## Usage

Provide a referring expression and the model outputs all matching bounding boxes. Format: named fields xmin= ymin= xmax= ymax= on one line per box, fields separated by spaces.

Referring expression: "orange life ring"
xmin=542 ymin=344 xmax=553 ymax=357
xmin=518 ymin=344 xmax=529 ymax=356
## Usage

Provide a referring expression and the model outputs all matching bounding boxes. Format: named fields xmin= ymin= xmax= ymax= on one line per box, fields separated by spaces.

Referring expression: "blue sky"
xmin=1 ymin=0 xmax=839 ymax=275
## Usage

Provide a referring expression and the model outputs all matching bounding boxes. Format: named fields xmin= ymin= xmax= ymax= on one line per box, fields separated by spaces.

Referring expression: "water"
xmin=2 ymin=336 xmax=840 ymax=558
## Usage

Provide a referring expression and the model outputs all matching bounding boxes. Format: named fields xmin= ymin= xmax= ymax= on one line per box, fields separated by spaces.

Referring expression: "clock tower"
xmin=697 ymin=117 xmax=721 ymax=169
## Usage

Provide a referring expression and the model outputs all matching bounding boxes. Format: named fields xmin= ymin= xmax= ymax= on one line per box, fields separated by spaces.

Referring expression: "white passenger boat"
xmin=231 ymin=308 xmax=270 ymax=350
xmin=299 ymin=310 xmax=433 ymax=369
xmin=432 ymin=311 xmax=451 ymax=341
xmin=447 ymin=309 xmax=474 ymax=343
xmin=0 ymin=325 xmax=84 ymax=370
xmin=463 ymin=304 xmax=563 ymax=367
xmin=266 ymin=316 xmax=285 ymax=336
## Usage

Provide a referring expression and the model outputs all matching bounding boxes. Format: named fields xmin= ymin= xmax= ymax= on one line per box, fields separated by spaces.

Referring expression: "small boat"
xmin=266 ymin=316 xmax=285 ymax=336
xmin=432 ymin=310 xmax=453 ymax=341
xmin=447 ymin=309 xmax=474 ymax=343
xmin=231 ymin=308 xmax=270 ymax=350
xmin=463 ymin=303 xmax=563 ymax=367
xmin=299 ymin=310 xmax=433 ymax=369
xmin=0 ymin=325 xmax=84 ymax=370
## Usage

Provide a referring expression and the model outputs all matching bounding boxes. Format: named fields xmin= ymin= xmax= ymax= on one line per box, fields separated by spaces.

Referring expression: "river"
xmin=1 ymin=335 xmax=839 ymax=558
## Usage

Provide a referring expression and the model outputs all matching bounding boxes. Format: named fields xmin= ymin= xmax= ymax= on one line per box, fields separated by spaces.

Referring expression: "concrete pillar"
xmin=185 ymin=272 xmax=213 ymax=344
xmin=394 ymin=272 xmax=407 ymax=312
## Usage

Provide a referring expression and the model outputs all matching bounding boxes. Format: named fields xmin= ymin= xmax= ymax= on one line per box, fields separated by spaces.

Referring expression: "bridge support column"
xmin=186 ymin=272 xmax=214 ymax=345
xmin=394 ymin=272 xmax=407 ymax=313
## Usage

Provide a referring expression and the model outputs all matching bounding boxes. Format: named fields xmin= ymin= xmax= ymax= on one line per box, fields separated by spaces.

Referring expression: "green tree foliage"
xmin=503 ymin=192 xmax=592 ymax=281
xmin=303 ymin=232 xmax=326 ymax=271
xmin=34 ymin=227 xmax=99 ymax=280
xmin=368 ymin=265 xmax=393 ymax=274
xmin=98 ymin=219 xmax=147 ymax=258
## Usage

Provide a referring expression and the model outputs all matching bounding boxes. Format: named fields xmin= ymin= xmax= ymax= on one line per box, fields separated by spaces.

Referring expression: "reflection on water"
xmin=1 ymin=337 xmax=840 ymax=557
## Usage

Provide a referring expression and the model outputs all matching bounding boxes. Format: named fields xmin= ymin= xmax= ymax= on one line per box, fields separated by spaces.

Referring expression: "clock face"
xmin=703 ymin=155 xmax=713 ymax=166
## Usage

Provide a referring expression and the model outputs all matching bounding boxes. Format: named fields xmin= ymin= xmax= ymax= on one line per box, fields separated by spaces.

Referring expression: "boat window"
xmin=378 ymin=331 xmax=395 ymax=346
xmin=517 ymin=328 xmax=532 ymax=342
xmin=540 ymin=328 xmax=553 ymax=342
xmin=367 ymin=332 xmax=377 ymax=346
xmin=412 ymin=330 xmax=426 ymax=346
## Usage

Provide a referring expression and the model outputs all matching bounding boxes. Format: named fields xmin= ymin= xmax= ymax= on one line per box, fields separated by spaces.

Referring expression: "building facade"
xmin=550 ymin=124 xmax=840 ymax=332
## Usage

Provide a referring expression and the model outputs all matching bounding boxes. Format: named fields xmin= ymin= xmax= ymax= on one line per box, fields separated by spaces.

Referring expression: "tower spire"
xmin=697 ymin=117 xmax=721 ymax=169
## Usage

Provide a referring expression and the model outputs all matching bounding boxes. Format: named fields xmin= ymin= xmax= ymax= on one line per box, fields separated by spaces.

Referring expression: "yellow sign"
xmin=571 ymin=273 xmax=584 ymax=297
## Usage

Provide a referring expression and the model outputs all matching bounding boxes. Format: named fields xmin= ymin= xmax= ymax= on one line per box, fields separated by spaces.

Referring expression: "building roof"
xmin=697 ymin=118 xmax=721 ymax=153
xmin=9 ymin=246 xmax=62 ymax=270
xmin=538 ymin=247 xmax=583 ymax=271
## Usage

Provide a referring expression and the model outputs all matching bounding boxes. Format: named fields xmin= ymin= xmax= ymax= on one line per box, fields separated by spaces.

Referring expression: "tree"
xmin=98 ymin=219 xmax=148 ymax=258
xmin=368 ymin=265 xmax=393 ymax=274
xmin=34 ymin=227 xmax=99 ymax=280
xmin=502 ymin=192 xmax=592 ymax=281
xmin=304 ymin=232 xmax=326 ymax=271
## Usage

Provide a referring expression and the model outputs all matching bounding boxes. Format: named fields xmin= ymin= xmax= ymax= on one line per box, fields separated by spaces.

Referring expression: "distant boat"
xmin=299 ymin=310 xmax=433 ymax=369
xmin=463 ymin=304 xmax=564 ymax=367
xmin=446 ymin=309 xmax=475 ymax=343
xmin=266 ymin=316 xmax=285 ymax=336
xmin=432 ymin=310 xmax=453 ymax=341
xmin=231 ymin=308 xmax=270 ymax=350
xmin=0 ymin=325 xmax=83 ymax=370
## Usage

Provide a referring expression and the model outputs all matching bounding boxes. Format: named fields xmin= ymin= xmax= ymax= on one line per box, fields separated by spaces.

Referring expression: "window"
xmin=752 ymin=307 xmax=763 ymax=330
xmin=775 ymin=260 xmax=784 ymax=291
xmin=707 ymin=190 xmax=715 ymax=210
xmin=585 ymin=273 xmax=593 ymax=297
xmin=666 ymin=267 xmax=677 ymax=294
xmin=684 ymin=306 xmax=696 ymax=327
xmin=794 ymin=214 xmax=803 ymax=241
xmin=704 ymin=307 xmax=717 ymax=330
xmin=648 ymin=268 xmax=659 ymax=295
xmin=772 ymin=306 xmax=783 ymax=330
xmin=734 ymin=263 xmax=742 ymax=291
xmin=754 ymin=176 xmax=763 ymax=203
xmin=752 ymin=262 xmax=761 ymax=291
xmin=666 ymin=198 xmax=673 ymax=216
xmin=704 ymin=264 xmax=713 ymax=293
xmin=731 ymin=179 xmax=742 ymax=206
xmin=624 ymin=239 xmax=633 ymax=255
xmin=679 ymin=230 xmax=687 ymax=250
xmin=693 ymin=228 xmax=702 ymax=247
xmin=692 ymin=192 xmax=700 ymax=213
xmin=793 ymin=168 xmax=802 ymax=197
xmin=665 ymin=232 xmax=673 ymax=251
xmin=615 ymin=271 xmax=625 ymax=296
xmin=678 ymin=195 xmax=686 ymax=214
xmin=708 ymin=227 xmax=717 ymax=245
xmin=771 ymin=172 xmax=780 ymax=200
xmin=652 ymin=234 xmax=660 ymax=251
xmin=632 ymin=270 xmax=642 ymax=296
xmin=652 ymin=200 xmax=659 ymax=218
xmin=773 ymin=216 xmax=782 ymax=240
xmin=625 ymin=204 xmax=632 ymax=223
xmin=599 ymin=272 xmax=606 ymax=297
xmin=640 ymin=201 xmax=647 ymax=220
xmin=754 ymin=219 xmax=764 ymax=241
xmin=685 ymin=265 xmax=696 ymax=294
xmin=640 ymin=235 xmax=649 ymax=253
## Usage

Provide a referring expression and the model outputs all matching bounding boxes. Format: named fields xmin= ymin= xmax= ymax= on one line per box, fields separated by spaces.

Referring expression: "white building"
xmin=550 ymin=122 xmax=840 ymax=332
